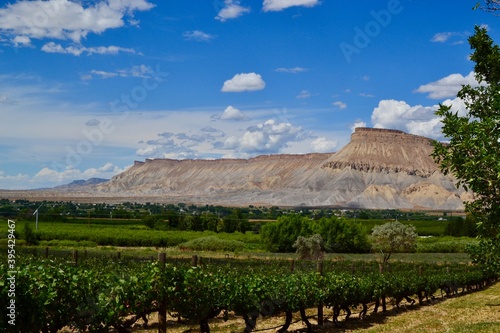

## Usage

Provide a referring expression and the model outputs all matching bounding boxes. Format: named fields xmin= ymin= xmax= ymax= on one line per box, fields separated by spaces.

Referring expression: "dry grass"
xmin=134 ymin=281 xmax=500 ymax=333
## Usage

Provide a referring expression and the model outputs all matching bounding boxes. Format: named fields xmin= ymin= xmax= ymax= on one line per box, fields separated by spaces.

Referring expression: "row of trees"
xmin=142 ymin=209 xmax=252 ymax=234
xmin=261 ymin=214 xmax=371 ymax=253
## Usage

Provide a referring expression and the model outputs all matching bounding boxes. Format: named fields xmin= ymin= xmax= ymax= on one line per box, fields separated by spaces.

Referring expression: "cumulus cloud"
xmin=275 ymin=67 xmax=308 ymax=73
xmin=13 ymin=35 xmax=32 ymax=47
xmin=370 ymin=98 xmax=467 ymax=139
xmin=310 ymin=137 xmax=337 ymax=152
xmin=0 ymin=0 xmax=154 ymax=43
xmin=215 ymin=0 xmax=250 ymax=22
xmin=221 ymin=72 xmax=265 ymax=92
xmin=350 ymin=120 xmax=367 ymax=133
xmin=41 ymin=42 xmax=137 ymax=56
xmin=183 ymin=30 xmax=216 ymax=42
xmin=414 ymin=71 xmax=480 ymax=99
xmin=215 ymin=119 xmax=304 ymax=155
xmin=263 ymin=0 xmax=320 ymax=11
xmin=332 ymin=101 xmax=347 ymax=109
xmin=211 ymin=106 xmax=248 ymax=121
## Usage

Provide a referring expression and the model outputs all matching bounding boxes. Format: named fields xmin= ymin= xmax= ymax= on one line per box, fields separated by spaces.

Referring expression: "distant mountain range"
xmin=53 ymin=178 xmax=109 ymax=189
xmin=0 ymin=128 xmax=470 ymax=210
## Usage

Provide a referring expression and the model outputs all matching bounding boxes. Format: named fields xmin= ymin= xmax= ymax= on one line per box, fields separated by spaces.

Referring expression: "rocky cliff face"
xmin=0 ymin=128 xmax=470 ymax=209
xmin=87 ymin=127 xmax=468 ymax=209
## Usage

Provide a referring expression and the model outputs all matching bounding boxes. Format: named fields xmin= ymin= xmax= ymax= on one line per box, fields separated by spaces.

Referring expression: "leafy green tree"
xmin=432 ymin=26 xmax=500 ymax=273
xmin=371 ymin=221 xmax=417 ymax=264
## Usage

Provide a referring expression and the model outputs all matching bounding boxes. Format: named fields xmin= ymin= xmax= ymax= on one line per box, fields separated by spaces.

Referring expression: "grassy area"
xmin=333 ymin=281 xmax=500 ymax=333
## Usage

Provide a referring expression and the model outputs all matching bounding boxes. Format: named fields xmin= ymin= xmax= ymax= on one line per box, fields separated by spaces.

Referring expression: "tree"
xmin=371 ymin=222 xmax=417 ymax=264
xmin=293 ymin=234 xmax=324 ymax=260
xmin=433 ymin=26 xmax=500 ymax=274
xmin=433 ymin=26 xmax=500 ymax=238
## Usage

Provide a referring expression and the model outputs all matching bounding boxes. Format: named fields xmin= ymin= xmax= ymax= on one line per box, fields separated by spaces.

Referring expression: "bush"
xmin=293 ymin=234 xmax=324 ymax=260
xmin=22 ymin=222 xmax=39 ymax=245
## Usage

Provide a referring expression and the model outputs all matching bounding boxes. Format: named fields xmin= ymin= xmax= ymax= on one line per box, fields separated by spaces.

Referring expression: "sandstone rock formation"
xmin=0 ymin=128 xmax=470 ymax=210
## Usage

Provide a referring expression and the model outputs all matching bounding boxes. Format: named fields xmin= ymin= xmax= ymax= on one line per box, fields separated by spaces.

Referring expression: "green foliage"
xmin=179 ymin=236 xmax=245 ymax=252
xmin=22 ymin=222 xmax=39 ymax=245
xmin=372 ymin=221 xmax=417 ymax=263
xmin=261 ymin=214 xmax=370 ymax=253
xmin=446 ymin=216 xmax=479 ymax=237
xmin=416 ymin=236 xmax=479 ymax=253
xmin=1 ymin=255 xmax=495 ymax=333
xmin=433 ymin=26 xmax=500 ymax=239
xmin=293 ymin=234 xmax=324 ymax=260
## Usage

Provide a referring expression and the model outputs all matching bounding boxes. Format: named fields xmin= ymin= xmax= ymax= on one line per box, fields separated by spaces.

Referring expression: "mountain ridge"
xmin=0 ymin=128 xmax=470 ymax=210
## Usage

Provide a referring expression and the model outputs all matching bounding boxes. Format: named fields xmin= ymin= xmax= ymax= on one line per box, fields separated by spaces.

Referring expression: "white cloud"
xmin=215 ymin=119 xmax=304 ymax=154
xmin=431 ymin=31 xmax=467 ymax=43
xmin=183 ymin=30 xmax=216 ymax=42
xmin=33 ymin=163 xmax=126 ymax=184
xmin=369 ymin=98 xmax=467 ymax=139
xmin=350 ymin=120 xmax=367 ymax=133
xmin=296 ymin=90 xmax=311 ymax=99
xmin=359 ymin=93 xmax=375 ymax=98
xmin=212 ymin=106 xmax=248 ymax=121
xmin=221 ymin=72 xmax=265 ymax=92
xmin=311 ymin=137 xmax=337 ymax=152
xmin=263 ymin=0 xmax=320 ymax=11
xmin=41 ymin=42 xmax=137 ymax=56
xmin=414 ymin=71 xmax=480 ymax=99
xmin=215 ymin=0 xmax=251 ymax=22
xmin=332 ymin=101 xmax=347 ymax=109
xmin=83 ymin=65 xmax=153 ymax=80
xmin=137 ymin=125 xmax=226 ymax=159
xmin=13 ymin=35 xmax=32 ymax=47
xmin=0 ymin=0 xmax=154 ymax=43
xmin=275 ymin=67 xmax=308 ymax=73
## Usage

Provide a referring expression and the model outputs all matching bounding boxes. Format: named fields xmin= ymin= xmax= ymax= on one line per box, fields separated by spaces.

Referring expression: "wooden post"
xmin=73 ymin=250 xmax=79 ymax=266
xmin=192 ymin=255 xmax=198 ymax=267
xmin=379 ymin=263 xmax=386 ymax=311
xmin=317 ymin=261 xmax=324 ymax=326
xmin=351 ymin=262 xmax=356 ymax=275
xmin=290 ymin=259 xmax=295 ymax=272
xmin=158 ymin=253 xmax=167 ymax=333
xmin=45 ymin=247 xmax=49 ymax=258
xmin=117 ymin=251 xmax=121 ymax=260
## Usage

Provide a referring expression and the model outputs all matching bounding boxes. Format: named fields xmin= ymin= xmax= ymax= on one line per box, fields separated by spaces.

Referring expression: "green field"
xmin=0 ymin=217 xmax=479 ymax=254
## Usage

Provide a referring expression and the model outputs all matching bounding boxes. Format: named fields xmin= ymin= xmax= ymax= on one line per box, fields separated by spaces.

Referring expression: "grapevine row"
xmin=0 ymin=256 xmax=496 ymax=333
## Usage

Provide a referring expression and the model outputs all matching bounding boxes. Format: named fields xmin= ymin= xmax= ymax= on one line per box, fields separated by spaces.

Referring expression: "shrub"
xmin=293 ymin=234 xmax=324 ymax=260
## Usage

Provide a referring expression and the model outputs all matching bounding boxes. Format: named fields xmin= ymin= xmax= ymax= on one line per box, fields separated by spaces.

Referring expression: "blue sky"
xmin=0 ymin=0 xmax=498 ymax=189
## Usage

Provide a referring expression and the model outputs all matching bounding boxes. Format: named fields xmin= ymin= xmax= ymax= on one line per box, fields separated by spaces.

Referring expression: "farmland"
xmin=1 ymin=199 xmax=495 ymax=332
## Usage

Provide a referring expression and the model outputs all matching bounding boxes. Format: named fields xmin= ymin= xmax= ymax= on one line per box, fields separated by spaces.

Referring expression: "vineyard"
xmin=1 ymin=253 xmax=497 ymax=333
